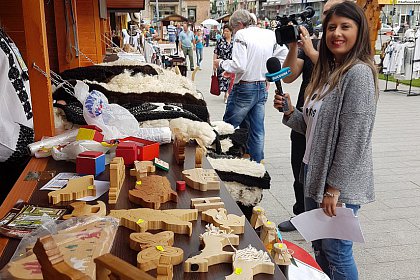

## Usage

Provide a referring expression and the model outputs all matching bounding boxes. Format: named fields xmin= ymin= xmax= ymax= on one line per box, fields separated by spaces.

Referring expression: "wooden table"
xmin=0 ymin=143 xmax=286 ymax=279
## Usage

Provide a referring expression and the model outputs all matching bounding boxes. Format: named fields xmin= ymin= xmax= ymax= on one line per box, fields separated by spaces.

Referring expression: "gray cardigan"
xmin=283 ymin=63 xmax=376 ymax=205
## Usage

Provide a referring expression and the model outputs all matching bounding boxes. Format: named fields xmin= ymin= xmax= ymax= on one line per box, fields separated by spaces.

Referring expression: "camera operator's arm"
xmin=282 ymin=42 xmax=304 ymax=83
xmin=298 ymin=26 xmax=319 ymax=64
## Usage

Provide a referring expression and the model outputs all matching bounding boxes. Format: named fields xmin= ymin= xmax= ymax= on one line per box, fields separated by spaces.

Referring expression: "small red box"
xmin=76 ymin=151 xmax=105 ymax=176
xmin=120 ymin=137 xmax=159 ymax=161
xmin=116 ymin=142 xmax=138 ymax=166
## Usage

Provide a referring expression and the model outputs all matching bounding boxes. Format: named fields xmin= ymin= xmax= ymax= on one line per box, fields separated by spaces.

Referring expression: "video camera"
xmin=275 ymin=6 xmax=315 ymax=45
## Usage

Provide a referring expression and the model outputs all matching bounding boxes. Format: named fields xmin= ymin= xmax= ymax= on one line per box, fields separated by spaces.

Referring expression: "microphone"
xmin=265 ymin=57 xmax=292 ymax=112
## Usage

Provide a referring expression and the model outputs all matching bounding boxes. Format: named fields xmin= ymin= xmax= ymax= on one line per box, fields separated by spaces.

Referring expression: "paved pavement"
xmin=189 ymin=46 xmax=420 ymax=280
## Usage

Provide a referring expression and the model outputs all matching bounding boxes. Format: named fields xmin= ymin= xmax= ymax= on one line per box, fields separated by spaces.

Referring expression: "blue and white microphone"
xmin=266 ymin=57 xmax=292 ymax=112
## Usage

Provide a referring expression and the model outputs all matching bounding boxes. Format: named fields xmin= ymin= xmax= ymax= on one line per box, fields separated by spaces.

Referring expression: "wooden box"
xmin=76 ymin=151 xmax=105 ymax=176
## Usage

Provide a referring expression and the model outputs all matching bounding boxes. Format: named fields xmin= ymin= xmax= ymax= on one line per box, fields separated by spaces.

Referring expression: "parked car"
xmin=379 ymin=23 xmax=400 ymax=34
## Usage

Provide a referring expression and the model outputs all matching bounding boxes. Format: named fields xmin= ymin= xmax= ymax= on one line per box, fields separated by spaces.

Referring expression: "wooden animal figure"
xmin=128 ymin=175 xmax=177 ymax=209
xmin=109 ymin=157 xmax=125 ymax=204
xmin=129 ymin=231 xmax=174 ymax=251
xmin=250 ymin=206 xmax=267 ymax=229
xmin=195 ymin=147 xmax=204 ymax=168
xmin=62 ymin=201 xmax=107 ymax=220
xmin=32 ymin=235 xmax=91 ymax=280
xmin=48 ymin=176 xmax=95 ymax=204
xmin=182 ymin=168 xmax=220 ymax=191
xmin=226 ymin=245 xmax=275 ymax=280
xmin=271 ymin=243 xmax=292 ymax=266
xmin=109 ymin=208 xmax=198 ymax=236
xmin=95 ymin=253 xmax=155 ymax=280
xmin=184 ymin=224 xmax=239 ymax=273
xmin=201 ymin=208 xmax=245 ymax=234
xmin=190 ymin=197 xmax=225 ymax=212
xmin=130 ymin=161 xmax=155 ymax=180
xmin=172 ymin=136 xmax=186 ymax=165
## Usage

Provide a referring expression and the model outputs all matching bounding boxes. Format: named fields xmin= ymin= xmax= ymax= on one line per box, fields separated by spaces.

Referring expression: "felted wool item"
xmin=224 ymin=181 xmax=263 ymax=207
xmin=169 ymin=117 xmax=216 ymax=148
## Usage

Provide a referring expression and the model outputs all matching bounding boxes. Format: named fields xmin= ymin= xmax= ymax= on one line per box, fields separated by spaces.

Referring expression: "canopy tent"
xmin=215 ymin=14 xmax=231 ymax=24
xmin=160 ymin=14 xmax=189 ymax=40
xmin=201 ymin=19 xmax=220 ymax=26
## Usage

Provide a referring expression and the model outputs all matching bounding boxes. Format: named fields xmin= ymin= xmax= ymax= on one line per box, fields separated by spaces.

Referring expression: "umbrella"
xmin=202 ymin=19 xmax=220 ymax=26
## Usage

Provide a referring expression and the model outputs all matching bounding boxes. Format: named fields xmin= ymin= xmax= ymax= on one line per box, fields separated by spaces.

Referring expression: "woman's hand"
xmin=320 ymin=185 xmax=340 ymax=217
xmin=213 ymin=59 xmax=221 ymax=71
xmin=298 ymin=26 xmax=317 ymax=56
xmin=273 ymin=91 xmax=293 ymax=115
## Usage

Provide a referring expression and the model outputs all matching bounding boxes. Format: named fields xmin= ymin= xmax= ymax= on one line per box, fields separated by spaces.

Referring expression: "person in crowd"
xmin=213 ymin=24 xmax=234 ymax=103
xmin=175 ymin=22 xmax=183 ymax=54
xmin=179 ymin=23 xmax=195 ymax=71
xmin=204 ymin=26 xmax=210 ymax=47
xmin=213 ymin=9 xmax=288 ymax=163
xmin=195 ymin=29 xmax=204 ymax=69
xmin=167 ymin=21 xmax=177 ymax=43
xmin=215 ymin=30 xmax=222 ymax=41
xmin=278 ymin=0 xmax=346 ymax=232
xmin=274 ymin=2 xmax=378 ymax=279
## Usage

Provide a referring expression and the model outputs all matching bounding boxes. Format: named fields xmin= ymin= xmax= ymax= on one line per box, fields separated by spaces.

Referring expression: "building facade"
xmin=380 ymin=0 xmax=420 ymax=28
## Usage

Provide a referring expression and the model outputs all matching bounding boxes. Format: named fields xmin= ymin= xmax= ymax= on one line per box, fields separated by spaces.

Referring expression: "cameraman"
xmin=278 ymin=0 xmax=346 ymax=232
xmin=213 ymin=9 xmax=288 ymax=163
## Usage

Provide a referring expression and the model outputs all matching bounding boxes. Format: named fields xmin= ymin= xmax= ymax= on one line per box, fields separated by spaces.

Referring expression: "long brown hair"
xmin=305 ymin=1 xmax=378 ymax=102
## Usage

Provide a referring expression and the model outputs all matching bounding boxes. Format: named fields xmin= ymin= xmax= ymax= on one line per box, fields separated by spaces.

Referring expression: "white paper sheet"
xmin=290 ymin=208 xmax=365 ymax=243
xmin=289 ymin=259 xmax=330 ymax=280
xmin=77 ymin=180 xmax=110 ymax=201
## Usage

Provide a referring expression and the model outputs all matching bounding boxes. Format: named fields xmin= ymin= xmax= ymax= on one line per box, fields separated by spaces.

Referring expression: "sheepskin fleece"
xmin=87 ymin=69 xmax=202 ymax=100
xmin=169 ymin=118 xmax=216 ymax=148
xmin=211 ymin=121 xmax=235 ymax=136
xmin=99 ymin=59 xmax=143 ymax=66
xmin=220 ymin=138 xmax=233 ymax=153
xmin=224 ymin=181 xmax=263 ymax=206
xmin=139 ymin=119 xmax=170 ymax=128
xmin=207 ymin=157 xmax=266 ymax=178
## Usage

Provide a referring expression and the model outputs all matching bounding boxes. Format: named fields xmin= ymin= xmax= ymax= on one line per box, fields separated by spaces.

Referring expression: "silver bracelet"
xmin=324 ymin=191 xmax=340 ymax=198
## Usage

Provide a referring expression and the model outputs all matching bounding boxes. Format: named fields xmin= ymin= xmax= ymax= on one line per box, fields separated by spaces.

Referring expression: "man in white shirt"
xmin=213 ymin=9 xmax=288 ymax=163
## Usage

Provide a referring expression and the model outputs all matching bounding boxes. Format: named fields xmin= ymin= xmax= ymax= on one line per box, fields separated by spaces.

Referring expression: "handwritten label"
xmin=136 ymin=219 xmax=144 ymax=224
xmin=136 ymin=181 xmax=142 ymax=186
xmin=87 ymin=185 xmax=94 ymax=190
xmin=235 ymin=268 xmax=242 ymax=275
xmin=156 ymin=245 xmax=164 ymax=251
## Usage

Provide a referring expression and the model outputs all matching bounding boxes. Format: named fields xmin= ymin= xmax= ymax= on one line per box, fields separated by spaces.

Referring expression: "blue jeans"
xmin=223 ymin=82 xmax=267 ymax=163
xmin=196 ymin=47 xmax=203 ymax=67
xmin=303 ymin=164 xmax=360 ymax=280
xmin=169 ymin=34 xmax=176 ymax=43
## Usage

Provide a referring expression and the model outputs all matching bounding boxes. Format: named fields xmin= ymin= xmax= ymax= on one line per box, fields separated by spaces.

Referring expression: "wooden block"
xmin=62 ymin=201 xmax=106 ymax=220
xmin=172 ymin=136 xmax=186 ymax=165
xmin=128 ymin=175 xmax=177 ymax=209
xmin=129 ymin=231 xmax=174 ymax=251
xmin=226 ymin=246 xmax=275 ymax=280
xmin=201 ymin=208 xmax=245 ymax=234
xmin=109 ymin=157 xmax=125 ymax=204
xmin=137 ymin=245 xmax=183 ymax=272
xmin=191 ymin=197 xmax=224 ymax=212
xmin=48 ymin=176 xmax=95 ymax=205
xmin=33 ymin=235 xmax=91 ymax=280
xmin=130 ymin=161 xmax=155 ymax=180
xmin=176 ymin=181 xmax=186 ymax=191
xmin=95 ymin=253 xmax=155 ymax=280
xmin=182 ymin=168 xmax=220 ymax=191
xmin=156 ymin=263 xmax=173 ymax=280
xmin=184 ymin=224 xmax=239 ymax=273
xmin=109 ymin=208 xmax=198 ymax=236
xmin=250 ymin=206 xmax=267 ymax=229
xmin=271 ymin=243 xmax=292 ymax=266
xmin=195 ymin=147 xmax=204 ymax=168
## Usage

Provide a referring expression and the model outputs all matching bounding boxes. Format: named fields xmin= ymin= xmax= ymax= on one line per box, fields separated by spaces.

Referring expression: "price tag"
xmin=87 ymin=185 xmax=94 ymax=190
xmin=136 ymin=219 xmax=144 ymax=224
xmin=267 ymin=221 xmax=272 ymax=225
xmin=156 ymin=245 xmax=164 ymax=251
xmin=235 ymin=268 xmax=242 ymax=275
xmin=136 ymin=181 xmax=142 ymax=186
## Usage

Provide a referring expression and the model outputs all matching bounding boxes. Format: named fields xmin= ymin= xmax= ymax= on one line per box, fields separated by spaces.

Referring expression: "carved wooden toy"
xmin=250 ymin=206 xmax=267 ymax=229
xmin=7 ymin=219 xmax=116 ymax=280
xmin=201 ymin=208 xmax=245 ymax=234
xmin=190 ymin=197 xmax=225 ymax=212
xmin=182 ymin=168 xmax=220 ymax=191
xmin=225 ymin=245 xmax=275 ymax=280
xmin=271 ymin=243 xmax=292 ymax=266
xmin=109 ymin=208 xmax=198 ymax=236
xmin=33 ymin=235 xmax=91 ymax=280
xmin=195 ymin=147 xmax=204 ymax=168
xmin=130 ymin=160 xmax=155 ymax=180
xmin=128 ymin=175 xmax=178 ymax=209
xmin=62 ymin=201 xmax=107 ymax=220
xmin=172 ymin=136 xmax=186 ymax=165
xmin=48 ymin=175 xmax=95 ymax=204
xmin=137 ymin=245 xmax=183 ymax=272
xmin=109 ymin=157 xmax=125 ymax=204
xmin=184 ymin=224 xmax=239 ymax=273
xmin=129 ymin=231 xmax=174 ymax=251
xmin=95 ymin=253 xmax=155 ymax=280
xmin=260 ymin=220 xmax=277 ymax=252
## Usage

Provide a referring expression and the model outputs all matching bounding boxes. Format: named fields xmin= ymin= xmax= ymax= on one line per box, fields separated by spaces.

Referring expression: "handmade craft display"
xmin=62 ymin=201 xmax=107 ymax=220
xmin=109 ymin=157 xmax=125 ymax=204
xmin=184 ymin=224 xmax=239 ymax=273
xmin=128 ymin=175 xmax=177 ymax=209
xmin=33 ymin=235 xmax=91 ymax=280
xmin=6 ymin=217 xmax=118 ymax=280
xmin=109 ymin=208 xmax=198 ymax=236
xmin=201 ymin=209 xmax=245 ymax=234
xmin=182 ymin=168 xmax=220 ymax=191
xmin=130 ymin=161 xmax=155 ymax=180
xmin=225 ymin=245 xmax=275 ymax=280
xmin=195 ymin=147 xmax=204 ymax=168
xmin=48 ymin=176 xmax=95 ymax=204
xmin=190 ymin=197 xmax=225 ymax=212
xmin=95 ymin=253 xmax=155 ymax=280
xmin=129 ymin=231 xmax=174 ymax=251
